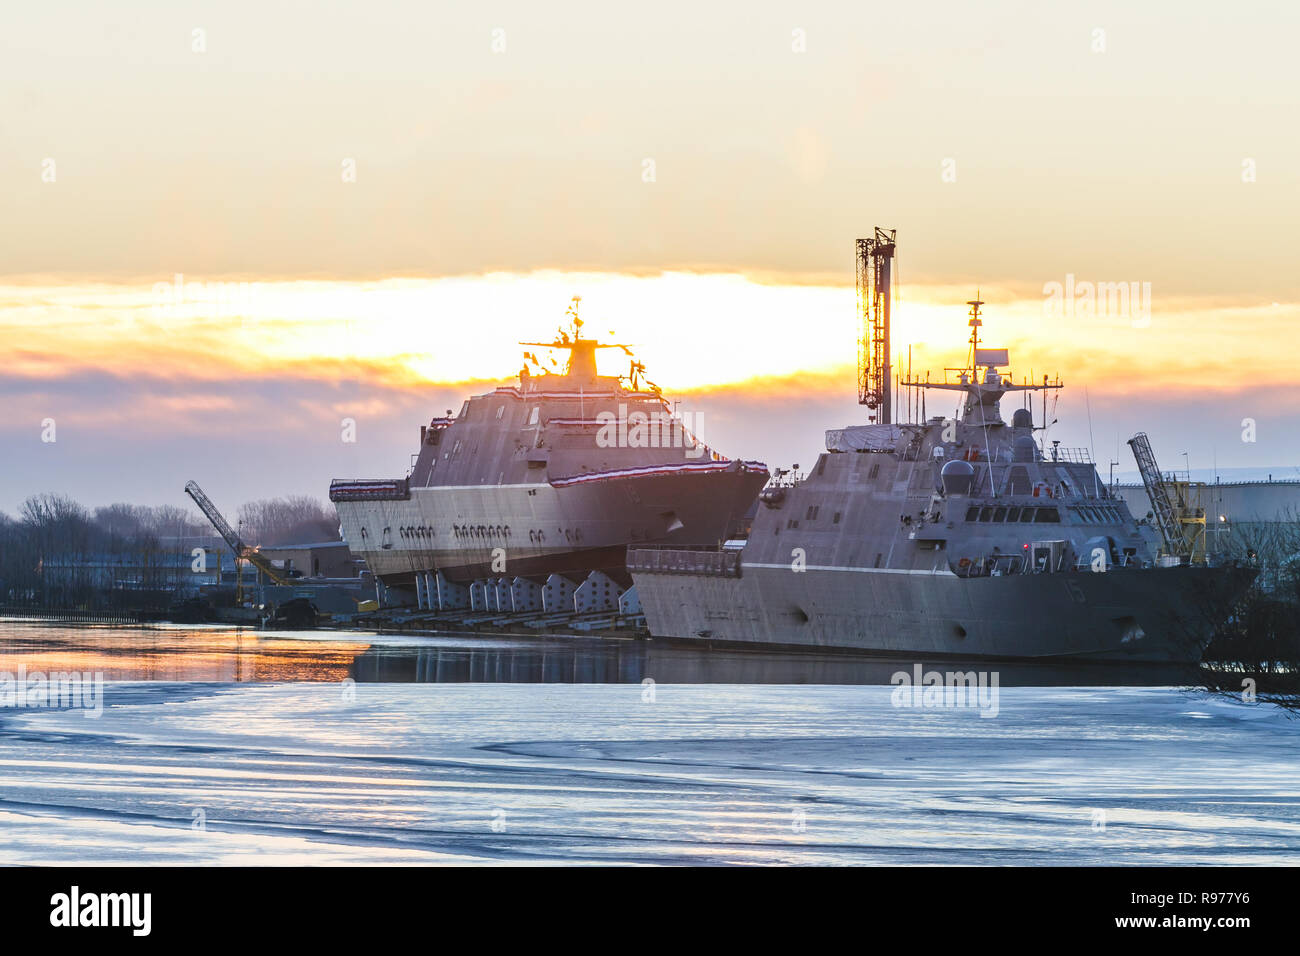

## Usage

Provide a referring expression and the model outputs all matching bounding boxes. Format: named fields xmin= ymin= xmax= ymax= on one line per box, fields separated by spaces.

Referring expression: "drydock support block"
xmin=510 ymin=577 xmax=544 ymax=613
xmin=574 ymin=570 xmax=624 ymax=614
xmin=542 ymin=574 xmax=577 ymax=613
xmin=435 ymin=572 xmax=469 ymax=610
xmin=618 ymin=585 xmax=641 ymax=616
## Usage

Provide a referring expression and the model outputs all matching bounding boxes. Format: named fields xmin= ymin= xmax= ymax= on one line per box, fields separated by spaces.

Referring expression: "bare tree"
xmin=236 ymin=496 xmax=339 ymax=546
xmin=0 ymin=496 xmax=219 ymax=610
xmin=1201 ymin=510 xmax=1300 ymax=708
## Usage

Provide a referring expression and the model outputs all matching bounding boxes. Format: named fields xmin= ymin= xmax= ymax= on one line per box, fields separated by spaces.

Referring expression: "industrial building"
xmin=1114 ymin=479 xmax=1300 ymax=548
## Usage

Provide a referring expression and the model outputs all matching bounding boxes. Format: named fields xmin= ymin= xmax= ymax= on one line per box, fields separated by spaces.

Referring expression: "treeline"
xmin=236 ymin=496 xmax=339 ymax=547
xmin=0 ymin=492 xmax=338 ymax=608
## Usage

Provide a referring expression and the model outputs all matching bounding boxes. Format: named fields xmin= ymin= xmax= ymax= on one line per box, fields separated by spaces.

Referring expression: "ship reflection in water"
xmin=349 ymin=639 xmax=1198 ymax=686
xmin=0 ymin=619 xmax=1198 ymax=686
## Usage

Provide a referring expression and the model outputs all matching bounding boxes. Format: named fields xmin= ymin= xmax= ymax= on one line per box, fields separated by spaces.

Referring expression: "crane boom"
xmin=184 ymin=480 xmax=292 ymax=586
xmin=184 ymin=480 xmax=241 ymax=553
xmin=1126 ymin=433 xmax=1182 ymax=557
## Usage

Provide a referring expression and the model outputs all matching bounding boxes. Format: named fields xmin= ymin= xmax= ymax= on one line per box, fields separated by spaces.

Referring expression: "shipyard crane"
xmin=1127 ymin=433 xmax=1207 ymax=563
xmin=857 ymin=227 xmax=896 ymax=423
xmin=184 ymin=480 xmax=292 ymax=594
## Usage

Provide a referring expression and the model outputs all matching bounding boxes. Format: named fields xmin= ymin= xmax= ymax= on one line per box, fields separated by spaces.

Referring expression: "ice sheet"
xmin=1 ymin=682 xmax=1297 ymax=865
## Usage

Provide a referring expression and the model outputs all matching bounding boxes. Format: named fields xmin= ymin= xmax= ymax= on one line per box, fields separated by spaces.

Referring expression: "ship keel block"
xmin=618 ymin=584 xmax=642 ymax=616
xmin=434 ymin=572 xmax=468 ymax=610
xmin=542 ymin=574 xmax=577 ymax=613
xmin=574 ymin=570 xmax=624 ymax=614
xmin=510 ymin=577 xmax=544 ymax=613
xmin=469 ymin=580 xmax=492 ymax=612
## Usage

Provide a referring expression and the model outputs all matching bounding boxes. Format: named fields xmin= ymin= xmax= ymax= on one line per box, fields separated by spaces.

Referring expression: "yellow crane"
xmin=1127 ymin=434 xmax=1207 ymax=564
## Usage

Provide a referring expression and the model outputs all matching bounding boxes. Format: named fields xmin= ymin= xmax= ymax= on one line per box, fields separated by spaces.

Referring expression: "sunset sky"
xmin=3 ymin=1 xmax=1299 ymax=514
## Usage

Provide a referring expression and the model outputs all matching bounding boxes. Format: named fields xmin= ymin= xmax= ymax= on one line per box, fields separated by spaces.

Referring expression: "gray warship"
xmin=629 ymin=233 xmax=1251 ymax=662
xmin=330 ymin=298 xmax=768 ymax=610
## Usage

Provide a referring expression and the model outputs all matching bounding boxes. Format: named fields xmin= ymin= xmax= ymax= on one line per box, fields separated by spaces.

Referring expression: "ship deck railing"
xmin=1045 ymin=447 xmax=1095 ymax=464
xmin=329 ymin=478 xmax=411 ymax=502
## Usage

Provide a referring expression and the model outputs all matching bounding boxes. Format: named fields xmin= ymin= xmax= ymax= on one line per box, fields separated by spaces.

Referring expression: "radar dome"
xmin=1013 ymin=435 xmax=1038 ymax=462
xmin=1011 ymin=408 xmax=1033 ymax=429
xmin=940 ymin=459 xmax=975 ymax=496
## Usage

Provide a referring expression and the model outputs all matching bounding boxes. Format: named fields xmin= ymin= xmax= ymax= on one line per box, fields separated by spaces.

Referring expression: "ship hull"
xmin=632 ymin=561 xmax=1253 ymax=663
xmin=335 ymin=468 xmax=766 ymax=586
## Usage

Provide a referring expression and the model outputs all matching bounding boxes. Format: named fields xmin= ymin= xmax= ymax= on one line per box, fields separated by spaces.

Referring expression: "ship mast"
xmin=519 ymin=296 xmax=640 ymax=384
xmin=899 ymin=295 xmax=1063 ymax=427
xmin=965 ymin=293 xmax=984 ymax=372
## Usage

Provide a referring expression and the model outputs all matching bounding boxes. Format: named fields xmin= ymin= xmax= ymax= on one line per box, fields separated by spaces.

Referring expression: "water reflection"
xmin=0 ymin=619 xmax=1198 ymax=686
xmin=0 ymin=619 xmax=367 ymax=683
xmin=351 ymin=639 xmax=1197 ymax=686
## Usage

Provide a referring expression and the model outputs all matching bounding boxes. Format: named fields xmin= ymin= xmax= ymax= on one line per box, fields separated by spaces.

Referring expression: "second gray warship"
xmin=629 ymin=231 xmax=1252 ymax=662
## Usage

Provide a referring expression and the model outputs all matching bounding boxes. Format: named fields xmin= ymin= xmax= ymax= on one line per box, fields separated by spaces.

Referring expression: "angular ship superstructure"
xmin=629 ymin=235 xmax=1252 ymax=662
xmin=331 ymin=299 xmax=768 ymax=610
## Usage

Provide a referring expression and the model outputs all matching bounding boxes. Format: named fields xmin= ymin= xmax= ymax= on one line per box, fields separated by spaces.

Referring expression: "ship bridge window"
xmin=993 ymin=507 xmax=1007 ymax=522
xmin=805 ymin=505 xmax=820 ymax=520
xmin=1006 ymin=506 xmax=1021 ymax=522
xmin=1035 ymin=507 xmax=1061 ymax=523
xmin=979 ymin=507 xmax=994 ymax=522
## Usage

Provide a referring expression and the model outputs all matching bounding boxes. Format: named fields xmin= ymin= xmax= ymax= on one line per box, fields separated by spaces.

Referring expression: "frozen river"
xmin=1 ymin=620 xmax=1297 ymax=865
